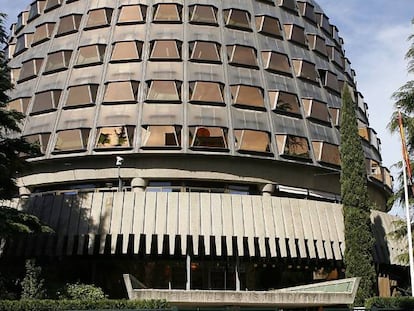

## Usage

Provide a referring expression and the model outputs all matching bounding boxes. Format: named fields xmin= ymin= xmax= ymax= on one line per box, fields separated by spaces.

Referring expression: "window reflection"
xmin=111 ymin=41 xmax=142 ymax=62
xmin=262 ymin=51 xmax=291 ymax=75
xmin=189 ymin=81 xmax=224 ymax=104
xmin=147 ymin=81 xmax=181 ymax=102
xmin=32 ymin=90 xmax=61 ymax=114
xmin=44 ymin=50 xmax=72 ymax=74
xmin=75 ymin=45 xmax=106 ymax=67
xmin=234 ymin=130 xmax=271 ymax=153
xmin=227 ymin=45 xmax=258 ymax=68
xmin=117 ymin=4 xmax=146 ymax=24
xmin=190 ymin=127 xmax=228 ymax=149
xmin=189 ymin=5 xmax=217 ymax=25
xmin=231 ymin=85 xmax=264 ymax=109
xmin=85 ymin=8 xmax=113 ymax=29
xmin=95 ymin=126 xmax=134 ymax=149
xmin=56 ymin=14 xmax=82 ymax=36
xmin=189 ymin=41 xmax=220 ymax=63
xmin=54 ymin=129 xmax=90 ymax=152
xmin=269 ymin=91 xmax=300 ymax=116
xmin=153 ymin=4 xmax=182 ymax=22
xmin=66 ymin=84 xmax=98 ymax=107
xmin=256 ymin=16 xmax=282 ymax=38
xmin=103 ymin=81 xmax=139 ymax=103
xmin=223 ymin=9 xmax=251 ymax=31
xmin=150 ymin=40 xmax=181 ymax=60
xmin=141 ymin=125 xmax=181 ymax=148
xmin=276 ymin=134 xmax=310 ymax=159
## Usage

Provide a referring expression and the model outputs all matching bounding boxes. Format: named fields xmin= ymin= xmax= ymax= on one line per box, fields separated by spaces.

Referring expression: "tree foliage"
xmin=340 ymin=85 xmax=376 ymax=305
xmin=57 ymin=283 xmax=107 ymax=300
xmin=0 ymin=13 xmax=39 ymax=200
xmin=20 ymin=259 xmax=46 ymax=299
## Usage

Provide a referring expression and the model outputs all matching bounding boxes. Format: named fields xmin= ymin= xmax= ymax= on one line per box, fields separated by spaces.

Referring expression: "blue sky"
xmin=3 ymin=1 xmax=414 ymax=213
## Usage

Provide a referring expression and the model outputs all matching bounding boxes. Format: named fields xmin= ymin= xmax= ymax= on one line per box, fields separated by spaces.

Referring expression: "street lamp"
xmin=116 ymin=156 xmax=124 ymax=192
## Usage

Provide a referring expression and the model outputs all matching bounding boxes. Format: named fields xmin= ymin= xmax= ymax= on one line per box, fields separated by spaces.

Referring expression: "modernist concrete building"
xmin=1 ymin=0 xmax=407 ymax=307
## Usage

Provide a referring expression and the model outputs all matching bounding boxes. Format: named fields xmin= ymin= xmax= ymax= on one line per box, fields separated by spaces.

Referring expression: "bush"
xmin=57 ymin=283 xmax=106 ymax=300
xmin=365 ymin=296 xmax=414 ymax=309
xmin=20 ymin=260 xmax=46 ymax=299
xmin=0 ymin=299 xmax=169 ymax=311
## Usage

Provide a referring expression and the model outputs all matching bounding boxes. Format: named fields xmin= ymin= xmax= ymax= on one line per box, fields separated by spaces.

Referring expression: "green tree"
xmin=0 ymin=13 xmax=51 ymax=240
xmin=20 ymin=259 xmax=46 ymax=299
xmin=0 ymin=13 xmax=38 ymax=200
xmin=340 ymin=85 xmax=376 ymax=305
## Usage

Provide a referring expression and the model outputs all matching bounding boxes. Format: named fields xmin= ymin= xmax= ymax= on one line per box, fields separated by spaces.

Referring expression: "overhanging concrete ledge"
xmin=123 ymin=275 xmax=360 ymax=308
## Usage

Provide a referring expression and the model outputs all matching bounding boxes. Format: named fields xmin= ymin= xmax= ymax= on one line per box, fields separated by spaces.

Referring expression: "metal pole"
xmin=398 ymin=106 xmax=414 ymax=296
xmin=117 ymin=164 xmax=122 ymax=192
xmin=402 ymin=155 xmax=414 ymax=296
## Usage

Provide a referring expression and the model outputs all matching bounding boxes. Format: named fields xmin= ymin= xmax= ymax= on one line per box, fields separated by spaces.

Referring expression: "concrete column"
xmin=131 ymin=178 xmax=146 ymax=192
xmin=19 ymin=186 xmax=31 ymax=198
xmin=261 ymin=183 xmax=275 ymax=197
xmin=186 ymin=254 xmax=191 ymax=290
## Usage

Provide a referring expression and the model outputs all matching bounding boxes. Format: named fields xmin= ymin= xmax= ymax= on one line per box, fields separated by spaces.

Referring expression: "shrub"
xmin=365 ymin=296 xmax=414 ymax=309
xmin=57 ymin=283 xmax=106 ymax=300
xmin=0 ymin=299 xmax=169 ymax=311
xmin=20 ymin=260 xmax=46 ymax=299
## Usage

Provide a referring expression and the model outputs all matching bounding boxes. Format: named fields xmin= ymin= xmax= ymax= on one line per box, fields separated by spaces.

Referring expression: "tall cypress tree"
xmin=340 ymin=85 xmax=376 ymax=305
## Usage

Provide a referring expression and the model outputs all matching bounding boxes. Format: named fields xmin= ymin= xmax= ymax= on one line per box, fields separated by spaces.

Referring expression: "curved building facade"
xmin=2 ymin=0 xmax=404 ymax=305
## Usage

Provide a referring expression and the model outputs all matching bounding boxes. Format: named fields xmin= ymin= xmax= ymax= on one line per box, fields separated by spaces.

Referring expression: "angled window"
xmin=7 ymin=97 xmax=31 ymax=114
xmin=329 ymin=107 xmax=340 ymax=127
xmin=189 ymin=4 xmax=217 ymax=25
xmin=278 ymin=0 xmax=297 ymax=13
xmin=189 ymin=41 xmax=221 ymax=63
xmin=327 ymin=46 xmax=344 ymax=68
xmin=31 ymin=89 xmax=61 ymax=114
xmin=297 ymin=1 xmax=316 ymax=23
xmin=103 ymin=81 xmax=139 ymax=103
xmin=316 ymin=13 xmax=331 ymax=35
xmin=141 ymin=125 xmax=182 ymax=148
xmin=153 ymin=3 xmax=182 ymax=23
xmin=227 ymin=45 xmax=258 ymax=68
xmin=44 ymin=50 xmax=72 ymax=74
xmin=117 ymin=4 xmax=146 ymax=24
xmin=32 ymin=22 xmax=55 ymax=45
xmin=189 ymin=81 xmax=224 ymax=105
xmin=28 ymin=1 xmax=46 ymax=21
xmin=15 ymin=11 xmax=29 ymax=33
xmin=24 ymin=133 xmax=50 ymax=155
xmin=302 ymin=98 xmax=330 ymax=123
xmin=75 ymin=44 xmax=106 ymax=67
xmin=85 ymin=8 xmax=113 ymax=30
xmin=66 ymin=84 xmax=99 ymax=107
xmin=262 ymin=51 xmax=291 ymax=75
xmin=95 ymin=126 xmax=134 ymax=149
xmin=255 ymin=15 xmax=282 ymax=38
xmin=284 ymin=24 xmax=307 ymax=46
xmin=14 ymin=33 xmax=34 ymax=55
xmin=307 ymin=34 xmax=327 ymax=57
xmin=56 ymin=14 xmax=82 ymax=37
xmin=292 ymin=59 xmax=318 ymax=82
xmin=45 ymin=0 xmax=61 ymax=12
xmin=276 ymin=134 xmax=310 ymax=159
xmin=269 ymin=90 xmax=300 ymax=116
xmin=190 ymin=127 xmax=228 ymax=149
xmin=146 ymin=80 xmax=181 ymax=102
xmin=312 ymin=141 xmax=340 ymax=166
xmin=319 ymin=70 xmax=340 ymax=93
xmin=367 ymin=159 xmax=383 ymax=182
xmin=234 ymin=130 xmax=271 ymax=153
xmin=231 ymin=85 xmax=264 ymax=109
xmin=223 ymin=9 xmax=251 ymax=31
xmin=150 ymin=40 xmax=181 ymax=60
xmin=358 ymin=125 xmax=369 ymax=141
xmin=54 ymin=129 xmax=90 ymax=152
xmin=111 ymin=41 xmax=142 ymax=62
xmin=18 ymin=58 xmax=43 ymax=82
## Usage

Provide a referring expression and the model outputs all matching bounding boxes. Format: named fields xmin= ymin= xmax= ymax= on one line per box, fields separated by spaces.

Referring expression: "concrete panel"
xmin=242 ymin=195 xmax=255 ymax=256
xmin=231 ymin=195 xmax=244 ymax=256
xmin=200 ymin=193 xmax=212 ymax=256
xmin=167 ymin=192 xmax=179 ymax=254
xmin=189 ymin=193 xmax=201 ymax=255
xmin=272 ymin=197 xmax=287 ymax=257
xmin=262 ymin=195 xmax=277 ymax=257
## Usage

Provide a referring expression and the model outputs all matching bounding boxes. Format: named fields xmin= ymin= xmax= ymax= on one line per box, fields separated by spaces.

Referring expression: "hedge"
xmin=365 ymin=296 xmax=414 ymax=310
xmin=0 ymin=299 xmax=169 ymax=311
